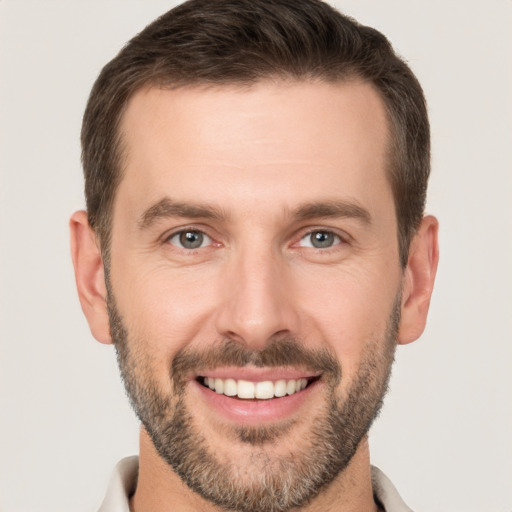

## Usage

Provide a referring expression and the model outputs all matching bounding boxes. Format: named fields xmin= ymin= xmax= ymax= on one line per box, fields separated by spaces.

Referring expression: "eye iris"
xmin=311 ymin=231 xmax=334 ymax=248
xmin=179 ymin=231 xmax=203 ymax=249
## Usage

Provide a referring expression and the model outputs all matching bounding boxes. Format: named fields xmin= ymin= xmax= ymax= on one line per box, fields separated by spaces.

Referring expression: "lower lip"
xmin=192 ymin=379 xmax=321 ymax=424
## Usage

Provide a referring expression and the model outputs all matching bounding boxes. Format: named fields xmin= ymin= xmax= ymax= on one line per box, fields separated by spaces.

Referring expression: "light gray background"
xmin=0 ymin=1 xmax=511 ymax=511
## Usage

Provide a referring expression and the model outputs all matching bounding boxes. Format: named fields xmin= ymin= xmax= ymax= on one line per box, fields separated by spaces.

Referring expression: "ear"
xmin=398 ymin=215 xmax=439 ymax=345
xmin=70 ymin=211 xmax=112 ymax=344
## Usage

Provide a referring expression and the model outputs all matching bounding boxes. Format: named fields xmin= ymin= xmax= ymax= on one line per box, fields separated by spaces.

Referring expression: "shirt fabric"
xmin=98 ymin=456 xmax=413 ymax=512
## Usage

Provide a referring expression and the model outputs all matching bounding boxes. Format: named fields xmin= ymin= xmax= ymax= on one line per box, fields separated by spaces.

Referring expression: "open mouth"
xmin=197 ymin=376 xmax=320 ymax=400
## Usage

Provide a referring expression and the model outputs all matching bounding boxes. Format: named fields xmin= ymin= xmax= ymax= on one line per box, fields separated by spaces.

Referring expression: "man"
xmin=70 ymin=0 xmax=438 ymax=511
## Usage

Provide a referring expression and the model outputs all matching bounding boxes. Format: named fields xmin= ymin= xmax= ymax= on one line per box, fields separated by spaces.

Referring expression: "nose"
xmin=214 ymin=247 xmax=300 ymax=350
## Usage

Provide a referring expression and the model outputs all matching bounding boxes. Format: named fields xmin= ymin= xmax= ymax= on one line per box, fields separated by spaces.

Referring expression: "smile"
xmin=201 ymin=376 xmax=313 ymax=399
xmin=193 ymin=370 xmax=322 ymax=423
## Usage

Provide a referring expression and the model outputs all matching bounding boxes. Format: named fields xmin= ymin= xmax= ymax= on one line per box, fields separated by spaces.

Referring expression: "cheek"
xmin=112 ymin=263 xmax=221 ymax=357
xmin=295 ymin=265 xmax=399 ymax=373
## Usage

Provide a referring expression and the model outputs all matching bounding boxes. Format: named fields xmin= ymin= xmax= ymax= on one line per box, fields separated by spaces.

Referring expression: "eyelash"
xmin=163 ymin=227 xmax=216 ymax=251
xmin=295 ymin=228 xmax=348 ymax=251
xmin=162 ymin=226 xmax=349 ymax=254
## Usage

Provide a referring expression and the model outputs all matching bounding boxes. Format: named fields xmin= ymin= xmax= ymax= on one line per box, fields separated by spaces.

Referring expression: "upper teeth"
xmin=203 ymin=377 xmax=308 ymax=399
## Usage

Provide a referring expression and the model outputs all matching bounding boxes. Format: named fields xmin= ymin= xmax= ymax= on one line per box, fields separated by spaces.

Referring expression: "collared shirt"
xmin=98 ymin=456 xmax=413 ymax=512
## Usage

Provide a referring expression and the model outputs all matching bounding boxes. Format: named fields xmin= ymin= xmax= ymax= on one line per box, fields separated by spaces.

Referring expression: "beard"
xmin=107 ymin=291 xmax=399 ymax=512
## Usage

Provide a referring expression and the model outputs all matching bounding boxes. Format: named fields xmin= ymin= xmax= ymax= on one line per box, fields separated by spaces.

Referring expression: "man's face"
xmin=108 ymin=81 xmax=403 ymax=510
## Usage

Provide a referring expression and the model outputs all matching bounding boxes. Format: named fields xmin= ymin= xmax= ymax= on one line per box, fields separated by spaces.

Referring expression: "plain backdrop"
xmin=0 ymin=1 xmax=511 ymax=511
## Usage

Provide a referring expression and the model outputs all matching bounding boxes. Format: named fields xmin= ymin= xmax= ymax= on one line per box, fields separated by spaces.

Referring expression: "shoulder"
xmin=371 ymin=466 xmax=414 ymax=512
xmin=97 ymin=456 xmax=139 ymax=512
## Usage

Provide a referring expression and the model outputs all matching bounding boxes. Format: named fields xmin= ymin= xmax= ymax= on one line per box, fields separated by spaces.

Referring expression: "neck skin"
xmin=130 ymin=428 xmax=381 ymax=512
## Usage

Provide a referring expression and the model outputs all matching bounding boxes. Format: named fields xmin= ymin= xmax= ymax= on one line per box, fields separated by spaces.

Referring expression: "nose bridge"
xmin=215 ymin=242 xmax=297 ymax=349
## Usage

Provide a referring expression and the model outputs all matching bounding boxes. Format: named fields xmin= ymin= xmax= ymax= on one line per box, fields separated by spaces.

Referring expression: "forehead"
xmin=116 ymin=80 xmax=392 ymax=221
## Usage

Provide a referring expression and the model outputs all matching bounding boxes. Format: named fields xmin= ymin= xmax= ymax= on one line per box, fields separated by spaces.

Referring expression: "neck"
xmin=131 ymin=428 xmax=380 ymax=512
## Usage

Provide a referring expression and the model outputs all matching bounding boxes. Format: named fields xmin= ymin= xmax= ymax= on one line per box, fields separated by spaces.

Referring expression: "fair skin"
xmin=71 ymin=81 xmax=438 ymax=512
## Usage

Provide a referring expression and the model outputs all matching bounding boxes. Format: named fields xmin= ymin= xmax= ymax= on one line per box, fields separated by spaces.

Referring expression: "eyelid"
xmin=161 ymin=225 xmax=217 ymax=246
xmin=293 ymin=226 xmax=351 ymax=247
xmin=297 ymin=232 xmax=339 ymax=251
xmin=169 ymin=231 xmax=212 ymax=249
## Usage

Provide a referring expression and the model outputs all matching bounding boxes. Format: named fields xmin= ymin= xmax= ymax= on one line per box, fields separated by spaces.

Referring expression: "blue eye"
xmin=299 ymin=230 xmax=341 ymax=249
xmin=168 ymin=230 xmax=211 ymax=249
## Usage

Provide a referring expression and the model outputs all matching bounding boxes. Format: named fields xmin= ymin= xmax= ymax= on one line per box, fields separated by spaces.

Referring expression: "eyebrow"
xmin=138 ymin=196 xmax=371 ymax=231
xmin=138 ymin=197 xmax=227 ymax=230
xmin=293 ymin=200 xmax=372 ymax=225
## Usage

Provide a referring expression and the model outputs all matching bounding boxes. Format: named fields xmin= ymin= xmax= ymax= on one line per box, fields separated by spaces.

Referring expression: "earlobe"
xmin=70 ymin=210 xmax=112 ymax=344
xmin=397 ymin=215 xmax=439 ymax=345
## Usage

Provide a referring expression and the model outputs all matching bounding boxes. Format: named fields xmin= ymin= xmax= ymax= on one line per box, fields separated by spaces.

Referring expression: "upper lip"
xmin=193 ymin=366 xmax=321 ymax=382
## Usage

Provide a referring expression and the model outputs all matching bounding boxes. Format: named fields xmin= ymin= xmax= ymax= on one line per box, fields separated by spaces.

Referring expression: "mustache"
xmin=171 ymin=337 xmax=341 ymax=388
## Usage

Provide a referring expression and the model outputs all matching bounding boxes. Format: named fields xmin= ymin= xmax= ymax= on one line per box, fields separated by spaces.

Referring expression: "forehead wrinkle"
xmin=138 ymin=196 xmax=228 ymax=230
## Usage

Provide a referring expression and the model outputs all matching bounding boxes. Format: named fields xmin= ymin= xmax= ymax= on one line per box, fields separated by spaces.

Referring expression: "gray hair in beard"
xmin=107 ymin=288 xmax=399 ymax=512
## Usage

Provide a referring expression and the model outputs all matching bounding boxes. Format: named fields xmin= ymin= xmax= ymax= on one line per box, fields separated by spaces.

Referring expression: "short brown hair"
xmin=81 ymin=0 xmax=430 ymax=267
